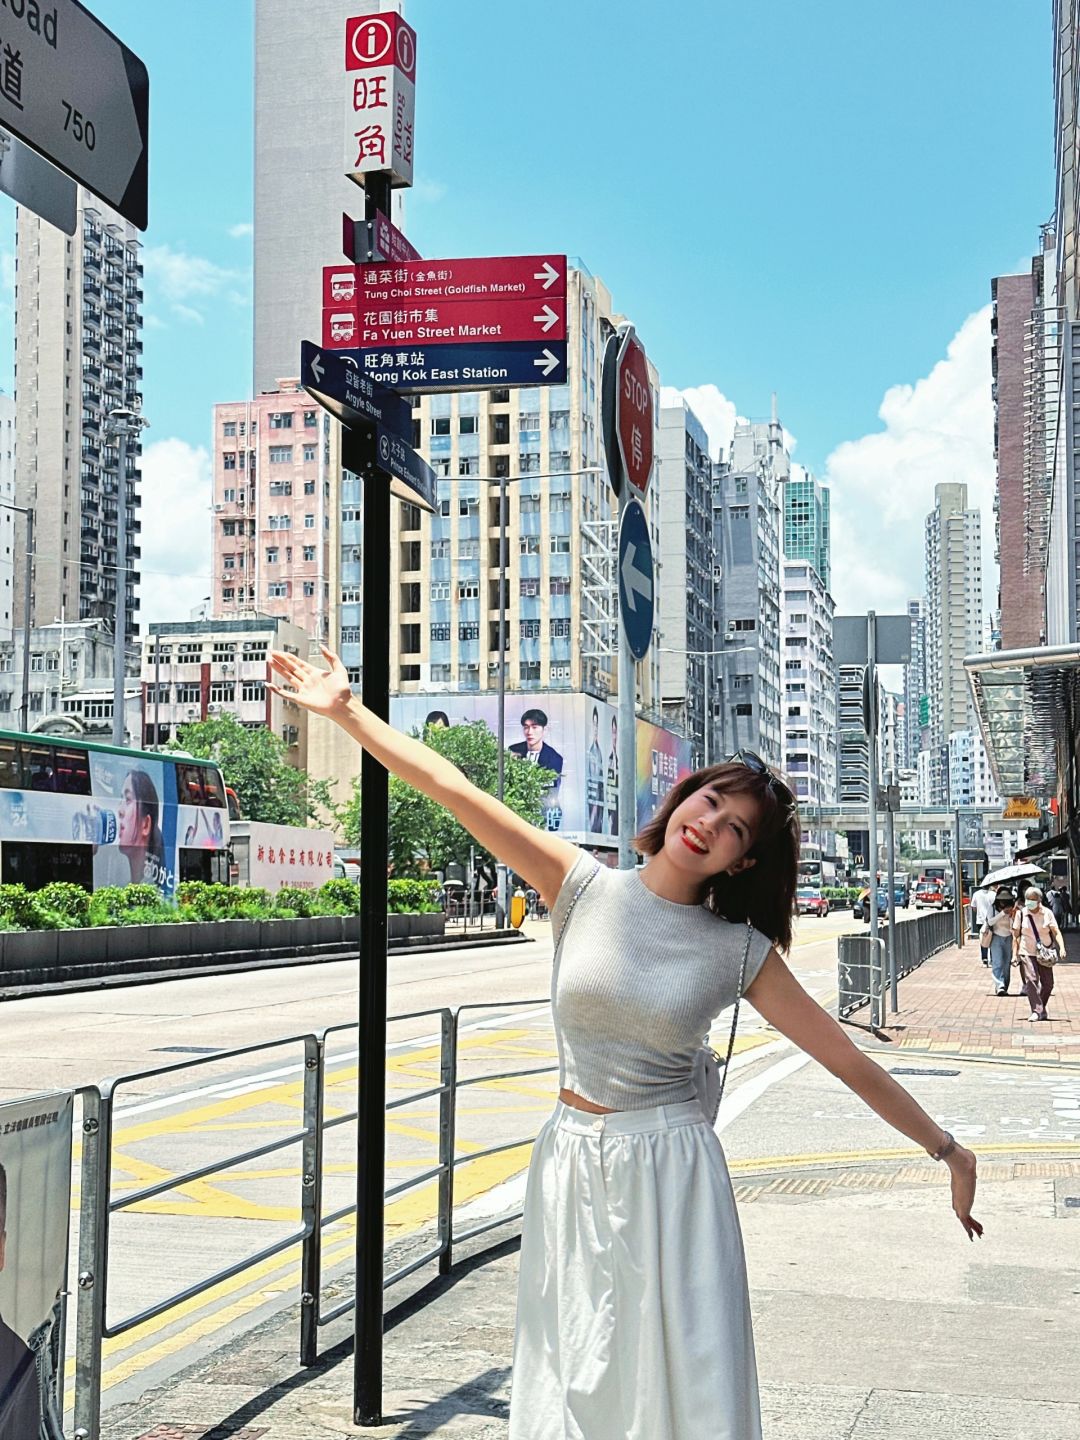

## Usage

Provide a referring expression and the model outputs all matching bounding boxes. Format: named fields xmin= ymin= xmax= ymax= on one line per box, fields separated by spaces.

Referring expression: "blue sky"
xmin=0 ymin=0 xmax=1053 ymax=621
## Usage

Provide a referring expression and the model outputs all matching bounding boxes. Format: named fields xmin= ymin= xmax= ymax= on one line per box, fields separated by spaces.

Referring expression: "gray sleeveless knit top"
xmin=550 ymin=851 xmax=773 ymax=1111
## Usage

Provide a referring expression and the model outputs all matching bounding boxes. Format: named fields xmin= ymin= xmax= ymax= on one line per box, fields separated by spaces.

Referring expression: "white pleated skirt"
xmin=509 ymin=1099 xmax=761 ymax=1440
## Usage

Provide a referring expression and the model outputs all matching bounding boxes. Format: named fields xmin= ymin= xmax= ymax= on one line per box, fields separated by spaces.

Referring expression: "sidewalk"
xmin=863 ymin=926 xmax=1080 ymax=1064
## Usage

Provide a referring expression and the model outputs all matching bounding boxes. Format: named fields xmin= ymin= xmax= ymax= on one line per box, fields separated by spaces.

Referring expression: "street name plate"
xmin=0 ymin=0 xmax=149 ymax=229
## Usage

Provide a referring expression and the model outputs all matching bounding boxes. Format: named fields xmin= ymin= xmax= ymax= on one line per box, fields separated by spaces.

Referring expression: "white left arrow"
xmin=311 ymin=353 xmax=325 ymax=385
xmin=621 ymin=542 xmax=653 ymax=613
xmin=533 ymin=349 xmax=560 ymax=377
xmin=533 ymin=304 xmax=559 ymax=333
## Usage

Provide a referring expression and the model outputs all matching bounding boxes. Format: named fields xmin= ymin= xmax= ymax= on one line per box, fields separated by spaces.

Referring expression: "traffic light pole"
xmin=617 ymin=473 xmax=635 ymax=869
xmin=353 ymin=170 xmax=392 ymax=1430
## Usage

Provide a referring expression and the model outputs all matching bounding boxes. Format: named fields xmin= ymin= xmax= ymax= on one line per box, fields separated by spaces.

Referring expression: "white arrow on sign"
xmin=0 ymin=0 xmax=148 ymax=229
xmin=533 ymin=304 xmax=559 ymax=333
xmin=310 ymin=353 xmax=325 ymax=385
xmin=621 ymin=542 xmax=653 ymax=612
xmin=533 ymin=261 xmax=560 ymax=290
xmin=533 ymin=349 xmax=560 ymax=377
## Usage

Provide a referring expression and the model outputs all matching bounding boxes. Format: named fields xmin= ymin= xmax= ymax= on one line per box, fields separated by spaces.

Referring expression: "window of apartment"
xmin=210 ymin=644 xmax=236 ymax=663
xmin=302 ymin=478 xmax=315 ymax=495
xmin=221 ymin=587 xmax=235 ymax=602
xmin=223 ymin=555 xmax=236 ymax=570
xmin=430 ymin=623 xmax=451 ymax=642
xmin=431 ymin=417 xmax=451 ymax=436
xmin=519 ymin=535 xmax=540 ymax=555
xmin=302 ymin=581 xmax=315 ymax=597
xmin=242 ymin=641 xmax=268 ymax=660
xmin=735 ymin=703 xmax=753 ymax=716
xmin=458 ymin=622 xmax=480 ymax=642
xmin=520 ymin=620 xmax=541 ymax=639
xmin=223 ymin=421 xmax=237 ymax=437
xmin=177 ymin=644 xmax=202 ymax=663
xmin=550 ymin=618 xmax=571 ymax=638
xmin=520 ymin=495 xmax=541 ymax=515
xmin=223 ymin=452 xmax=237 ymax=470
xmin=210 ymin=682 xmax=235 ymax=703
xmin=269 ymin=413 xmax=293 ymax=429
xmin=304 ymin=410 xmax=317 ymax=428
xmin=520 ymin=577 xmax=541 ymax=598
xmin=521 ymin=662 xmax=541 ymax=683
xmin=430 ymin=582 xmax=450 ymax=601
xmin=267 ymin=582 xmax=289 ymax=598
xmin=268 ymin=515 xmax=291 ymax=530
xmin=303 ymin=545 xmax=316 ymax=562
xmin=732 ymin=618 xmax=756 ymax=631
xmin=268 ymin=480 xmax=292 ymax=497
xmin=430 ymin=665 xmax=451 ymax=684
xmin=241 ymin=680 xmax=264 ymax=703
xmin=221 ymin=520 xmax=236 ymax=536
xmin=459 ymin=415 xmax=478 ymax=434
xmin=457 ymin=539 xmax=480 ymax=560
xmin=30 ymin=653 xmax=44 ymax=673
xmin=550 ymin=577 xmax=571 ymax=595
xmin=342 ymin=587 xmax=361 ymax=603
xmin=340 ymin=626 xmax=361 ymax=645
xmin=549 ymin=536 xmax=571 ymax=554
xmin=303 ymin=444 xmax=316 ymax=463
xmin=266 ymin=547 xmax=279 ymax=564
xmin=341 ymin=508 xmax=361 ymax=523
xmin=268 ymin=445 xmax=292 ymax=463
xmin=223 ymin=488 xmax=236 ymax=504
xmin=457 ymin=581 xmax=479 ymax=601
xmin=432 ymin=539 xmax=450 ymax=558
xmin=551 ymin=664 xmax=571 ymax=682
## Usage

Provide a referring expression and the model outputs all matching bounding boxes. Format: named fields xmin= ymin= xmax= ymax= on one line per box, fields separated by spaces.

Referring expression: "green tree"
xmin=171 ymin=712 xmax=329 ymax=826
xmin=336 ymin=720 xmax=552 ymax=879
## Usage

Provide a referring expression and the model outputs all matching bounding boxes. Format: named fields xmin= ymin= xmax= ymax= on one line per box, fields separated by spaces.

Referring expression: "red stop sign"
xmin=616 ymin=329 xmax=654 ymax=496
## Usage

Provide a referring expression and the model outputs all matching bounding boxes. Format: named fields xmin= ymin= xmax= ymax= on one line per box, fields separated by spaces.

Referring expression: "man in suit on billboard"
xmin=0 ymin=1159 xmax=41 ymax=1440
xmin=508 ymin=709 xmax=564 ymax=779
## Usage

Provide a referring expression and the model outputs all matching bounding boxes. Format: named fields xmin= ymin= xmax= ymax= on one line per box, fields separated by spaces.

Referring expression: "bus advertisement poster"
xmin=87 ymin=751 xmax=178 ymax=898
xmin=0 ymin=1090 xmax=73 ymax=1440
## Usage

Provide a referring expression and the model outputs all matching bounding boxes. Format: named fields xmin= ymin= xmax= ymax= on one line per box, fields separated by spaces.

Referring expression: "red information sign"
xmin=616 ymin=328 xmax=654 ymax=497
xmin=354 ymin=296 xmax=566 ymax=348
xmin=358 ymin=254 xmax=566 ymax=305
xmin=345 ymin=12 xmax=417 ymax=79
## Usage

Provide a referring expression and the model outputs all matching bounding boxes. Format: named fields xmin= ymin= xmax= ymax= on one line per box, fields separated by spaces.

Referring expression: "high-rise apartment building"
xmin=14 ymin=199 xmax=144 ymax=648
xmin=991 ymin=231 xmax=1056 ymax=648
xmin=901 ymin=597 xmax=927 ymax=771
xmin=924 ymin=483 xmax=982 ymax=767
xmin=209 ymin=382 xmax=333 ymax=641
xmin=0 ymin=391 xmax=14 ymax=642
xmin=781 ymin=560 xmax=835 ymax=811
xmin=711 ymin=413 xmax=789 ymax=766
xmin=657 ymin=400 xmax=714 ymax=766
xmin=253 ymin=0 xmax=405 ymax=394
xmin=783 ymin=468 xmax=830 ymax=590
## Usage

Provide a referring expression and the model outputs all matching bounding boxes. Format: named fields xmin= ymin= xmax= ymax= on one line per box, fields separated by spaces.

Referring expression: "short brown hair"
xmin=633 ymin=761 xmax=800 ymax=951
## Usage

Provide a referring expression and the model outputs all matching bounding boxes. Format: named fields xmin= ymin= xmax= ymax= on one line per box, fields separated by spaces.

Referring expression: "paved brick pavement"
xmin=863 ymin=926 xmax=1080 ymax=1064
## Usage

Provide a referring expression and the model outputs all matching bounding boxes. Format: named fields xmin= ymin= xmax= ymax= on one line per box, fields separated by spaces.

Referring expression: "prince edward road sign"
xmin=0 ymin=0 xmax=148 ymax=230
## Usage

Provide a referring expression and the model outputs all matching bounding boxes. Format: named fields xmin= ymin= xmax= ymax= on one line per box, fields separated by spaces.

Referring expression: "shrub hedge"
xmin=0 ymin=877 xmax=442 ymax=932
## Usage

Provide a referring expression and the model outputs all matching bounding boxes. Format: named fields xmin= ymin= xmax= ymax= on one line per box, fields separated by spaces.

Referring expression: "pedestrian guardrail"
xmin=838 ymin=909 xmax=955 ymax=1024
xmin=71 ymin=997 xmax=556 ymax=1440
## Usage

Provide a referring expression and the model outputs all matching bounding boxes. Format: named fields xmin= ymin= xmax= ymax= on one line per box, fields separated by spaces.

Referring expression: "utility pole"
xmin=495 ymin=469 xmax=508 ymax=924
xmin=104 ymin=405 xmax=149 ymax=746
xmin=617 ymin=466 xmax=636 ymax=869
xmin=885 ymin=767 xmax=897 ymax=1013
xmin=866 ymin=611 xmax=881 ymax=1025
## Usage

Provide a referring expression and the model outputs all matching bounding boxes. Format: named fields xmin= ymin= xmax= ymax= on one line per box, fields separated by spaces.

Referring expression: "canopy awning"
xmin=964 ymin=644 xmax=1080 ymax=798
xmin=1017 ymin=830 xmax=1074 ymax=861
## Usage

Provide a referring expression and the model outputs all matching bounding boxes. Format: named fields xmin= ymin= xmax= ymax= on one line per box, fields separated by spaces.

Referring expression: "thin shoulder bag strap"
xmin=715 ymin=920 xmax=755 ymax=1111
xmin=553 ymin=859 xmax=601 ymax=952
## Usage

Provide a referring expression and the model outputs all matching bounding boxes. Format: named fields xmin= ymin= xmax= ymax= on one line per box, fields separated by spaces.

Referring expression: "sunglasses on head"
xmin=728 ymin=749 xmax=796 ymax=808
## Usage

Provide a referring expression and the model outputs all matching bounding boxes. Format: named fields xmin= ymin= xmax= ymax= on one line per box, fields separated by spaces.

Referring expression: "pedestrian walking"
xmin=979 ymin=888 xmax=1016 ymax=996
xmin=269 ymin=646 xmax=982 ymax=1440
xmin=970 ymin=881 xmax=997 ymax=966
xmin=1012 ymin=884 xmax=1063 ymax=1022
xmin=1049 ymin=882 xmax=1069 ymax=931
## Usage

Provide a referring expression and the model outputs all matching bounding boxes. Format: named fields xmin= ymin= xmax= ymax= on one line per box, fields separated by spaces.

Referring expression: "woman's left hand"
xmin=946 ymin=1144 xmax=983 ymax=1240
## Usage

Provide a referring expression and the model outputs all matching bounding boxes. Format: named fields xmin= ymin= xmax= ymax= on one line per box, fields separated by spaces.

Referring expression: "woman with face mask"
xmin=1011 ymin=884 xmax=1063 ymax=1021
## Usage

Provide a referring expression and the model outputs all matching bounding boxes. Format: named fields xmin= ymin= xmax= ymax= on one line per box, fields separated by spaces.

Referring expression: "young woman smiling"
xmin=269 ymin=646 xmax=981 ymax=1440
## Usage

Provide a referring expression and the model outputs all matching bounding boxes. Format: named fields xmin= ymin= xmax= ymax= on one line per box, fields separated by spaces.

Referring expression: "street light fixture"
xmin=103 ymin=404 xmax=149 ymax=746
xmin=656 ymin=642 xmax=758 ymax=766
xmin=0 ymin=500 xmax=33 ymax=732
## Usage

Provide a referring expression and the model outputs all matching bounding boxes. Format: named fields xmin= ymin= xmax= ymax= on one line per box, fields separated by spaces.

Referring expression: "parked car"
xmin=914 ymin=880 xmax=944 ymax=909
xmin=796 ymin=886 xmax=829 ymax=917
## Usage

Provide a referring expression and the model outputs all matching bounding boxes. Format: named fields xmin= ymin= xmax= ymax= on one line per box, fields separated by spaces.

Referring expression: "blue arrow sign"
xmin=350 ymin=340 xmax=568 ymax=394
xmin=300 ymin=341 xmax=412 ymax=437
xmin=341 ymin=422 xmax=437 ymax=514
xmin=618 ymin=497 xmax=654 ymax=661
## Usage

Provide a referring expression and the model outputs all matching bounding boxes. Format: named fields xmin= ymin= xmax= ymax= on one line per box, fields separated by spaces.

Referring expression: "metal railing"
xmin=838 ymin=909 xmax=955 ymax=1024
xmin=72 ymin=998 xmax=556 ymax=1440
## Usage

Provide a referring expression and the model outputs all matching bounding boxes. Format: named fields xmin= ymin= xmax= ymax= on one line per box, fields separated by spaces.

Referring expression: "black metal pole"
xmin=353 ymin=169 xmax=393 ymax=1429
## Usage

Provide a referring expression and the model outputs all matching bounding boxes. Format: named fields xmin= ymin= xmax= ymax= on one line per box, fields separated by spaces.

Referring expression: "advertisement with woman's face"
xmin=86 ymin=753 xmax=177 ymax=897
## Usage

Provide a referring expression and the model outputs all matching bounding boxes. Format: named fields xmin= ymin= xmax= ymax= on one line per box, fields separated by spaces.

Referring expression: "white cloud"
xmin=136 ymin=439 xmax=213 ymax=627
xmin=660 ymin=383 xmax=745 ymax=461
xmin=825 ymin=306 xmax=995 ymax=619
xmin=143 ymin=244 xmax=251 ymax=324
xmin=410 ymin=177 xmax=447 ymax=205
xmin=228 ymin=222 xmax=254 ymax=239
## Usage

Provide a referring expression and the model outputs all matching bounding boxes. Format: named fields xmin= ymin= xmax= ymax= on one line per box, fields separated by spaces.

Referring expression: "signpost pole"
xmin=617 ymin=477 xmax=635 ymax=869
xmin=953 ymin=805 xmax=964 ymax=950
xmin=866 ymin=611 xmax=881 ymax=1025
xmin=885 ymin=768 xmax=898 ymax=1013
xmin=353 ymin=168 xmax=393 ymax=1431
xmin=495 ymin=472 xmax=508 ymax=924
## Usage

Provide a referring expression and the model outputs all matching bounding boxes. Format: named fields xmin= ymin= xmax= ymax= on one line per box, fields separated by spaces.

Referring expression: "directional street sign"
xmin=356 ymin=254 xmax=565 ymax=304
xmin=0 ymin=0 xmax=149 ymax=230
xmin=299 ymin=340 xmax=412 ymax=437
xmin=0 ymin=128 xmax=76 ymax=234
xmin=341 ymin=422 xmax=436 ymax=513
xmin=616 ymin=327 xmax=654 ymax=497
xmin=354 ymin=340 xmax=567 ymax=393
xmin=618 ymin=497 xmax=654 ymax=662
xmin=347 ymin=296 xmax=567 ymax=349
xmin=343 ymin=208 xmax=421 ymax=264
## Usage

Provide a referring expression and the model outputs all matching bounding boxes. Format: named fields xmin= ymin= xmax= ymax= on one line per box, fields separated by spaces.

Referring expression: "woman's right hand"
xmin=268 ymin=646 xmax=352 ymax=717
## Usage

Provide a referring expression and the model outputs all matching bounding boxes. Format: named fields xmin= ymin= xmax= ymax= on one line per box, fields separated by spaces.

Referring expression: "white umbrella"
xmin=979 ymin=861 xmax=1048 ymax=888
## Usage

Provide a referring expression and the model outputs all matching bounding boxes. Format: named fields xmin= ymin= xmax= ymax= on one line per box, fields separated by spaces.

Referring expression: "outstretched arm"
xmin=269 ymin=646 xmax=579 ymax=907
xmin=746 ymin=951 xmax=982 ymax=1240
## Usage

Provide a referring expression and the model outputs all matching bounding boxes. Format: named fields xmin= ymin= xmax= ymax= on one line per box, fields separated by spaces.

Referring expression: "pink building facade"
xmin=210 ymin=380 xmax=331 ymax=641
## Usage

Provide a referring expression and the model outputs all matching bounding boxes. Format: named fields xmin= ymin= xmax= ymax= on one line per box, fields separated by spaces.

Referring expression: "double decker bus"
xmin=0 ymin=729 xmax=233 ymax=897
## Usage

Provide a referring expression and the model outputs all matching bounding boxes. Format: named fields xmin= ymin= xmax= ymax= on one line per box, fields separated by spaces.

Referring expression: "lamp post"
xmin=103 ymin=404 xmax=149 ymax=746
xmin=656 ymin=643 xmax=758 ymax=768
xmin=1 ymin=501 xmax=34 ymax=732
